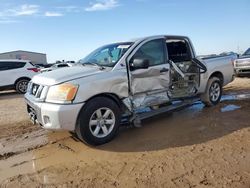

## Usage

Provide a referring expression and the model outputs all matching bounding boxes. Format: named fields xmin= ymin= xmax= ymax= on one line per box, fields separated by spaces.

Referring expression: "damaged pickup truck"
xmin=25 ymin=35 xmax=236 ymax=145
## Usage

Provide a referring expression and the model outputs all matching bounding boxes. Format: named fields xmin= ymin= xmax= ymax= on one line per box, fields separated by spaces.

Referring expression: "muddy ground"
xmin=0 ymin=77 xmax=250 ymax=188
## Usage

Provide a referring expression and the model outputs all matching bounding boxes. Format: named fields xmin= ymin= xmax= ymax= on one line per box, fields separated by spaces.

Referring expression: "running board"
xmin=132 ymin=98 xmax=200 ymax=127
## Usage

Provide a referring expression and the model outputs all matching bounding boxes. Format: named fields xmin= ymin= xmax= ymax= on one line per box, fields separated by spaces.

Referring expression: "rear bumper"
xmin=25 ymin=95 xmax=84 ymax=131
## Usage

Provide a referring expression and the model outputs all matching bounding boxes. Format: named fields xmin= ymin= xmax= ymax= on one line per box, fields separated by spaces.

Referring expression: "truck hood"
xmin=32 ymin=65 xmax=105 ymax=86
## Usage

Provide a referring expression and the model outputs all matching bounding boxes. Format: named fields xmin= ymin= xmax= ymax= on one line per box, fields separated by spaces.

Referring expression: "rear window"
xmin=0 ymin=61 xmax=26 ymax=71
xmin=166 ymin=39 xmax=192 ymax=62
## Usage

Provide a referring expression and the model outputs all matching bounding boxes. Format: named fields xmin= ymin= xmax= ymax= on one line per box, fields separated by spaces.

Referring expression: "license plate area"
xmin=27 ymin=105 xmax=37 ymax=124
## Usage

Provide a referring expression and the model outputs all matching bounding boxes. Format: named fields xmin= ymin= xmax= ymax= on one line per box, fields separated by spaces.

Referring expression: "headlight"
xmin=46 ymin=83 xmax=78 ymax=103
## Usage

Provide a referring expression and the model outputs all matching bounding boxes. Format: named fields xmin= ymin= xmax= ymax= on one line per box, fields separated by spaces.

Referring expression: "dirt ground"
xmin=0 ymin=77 xmax=250 ymax=188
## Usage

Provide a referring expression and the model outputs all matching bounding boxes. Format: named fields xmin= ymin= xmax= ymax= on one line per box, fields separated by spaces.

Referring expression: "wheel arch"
xmin=75 ymin=92 xmax=123 ymax=130
xmin=14 ymin=77 xmax=31 ymax=86
xmin=75 ymin=93 xmax=123 ymax=145
xmin=85 ymin=93 xmax=123 ymax=108
xmin=209 ymin=71 xmax=224 ymax=85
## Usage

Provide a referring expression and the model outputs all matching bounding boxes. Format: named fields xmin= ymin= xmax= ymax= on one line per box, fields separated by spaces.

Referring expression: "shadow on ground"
xmin=0 ymin=90 xmax=21 ymax=99
xmin=95 ymin=100 xmax=250 ymax=152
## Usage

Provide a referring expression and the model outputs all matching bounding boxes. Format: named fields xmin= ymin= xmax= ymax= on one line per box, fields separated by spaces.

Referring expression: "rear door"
xmin=165 ymin=37 xmax=207 ymax=98
xmin=0 ymin=61 xmax=26 ymax=87
xmin=128 ymin=38 xmax=171 ymax=109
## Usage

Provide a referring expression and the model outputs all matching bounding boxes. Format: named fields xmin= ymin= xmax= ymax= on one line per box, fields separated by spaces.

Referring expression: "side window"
xmin=13 ymin=62 xmax=26 ymax=69
xmin=166 ymin=39 xmax=192 ymax=62
xmin=0 ymin=62 xmax=26 ymax=71
xmin=0 ymin=62 xmax=8 ymax=71
xmin=57 ymin=64 xmax=69 ymax=68
xmin=132 ymin=39 xmax=165 ymax=66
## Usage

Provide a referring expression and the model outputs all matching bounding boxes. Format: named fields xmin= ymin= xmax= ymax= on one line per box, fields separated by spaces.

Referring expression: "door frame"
xmin=125 ymin=36 xmax=171 ymax=108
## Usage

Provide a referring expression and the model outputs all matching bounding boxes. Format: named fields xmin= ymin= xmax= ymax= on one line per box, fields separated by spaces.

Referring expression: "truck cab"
xmin=234 ymin=48 xmax=250 ymax=75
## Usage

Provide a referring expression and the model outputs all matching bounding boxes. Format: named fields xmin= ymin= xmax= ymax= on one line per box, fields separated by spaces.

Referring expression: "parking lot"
xmin=0 ymin=77 xmax=250 ymax=187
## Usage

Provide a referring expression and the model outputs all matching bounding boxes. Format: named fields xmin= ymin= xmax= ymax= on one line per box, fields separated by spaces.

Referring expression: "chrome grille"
xmin=235 ymin=60 xmax=250 ymax=68
xmin=31 ymin=83 xmax=40 ymax=95
xmin=28 ymin=82 xmax=44 ymax=98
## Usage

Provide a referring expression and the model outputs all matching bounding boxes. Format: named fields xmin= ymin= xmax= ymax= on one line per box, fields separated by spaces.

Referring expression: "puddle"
xmin=221 ymin=105 xmax=241 ymax=112
xmin=222 ymin=94 xmax=250 ymax=101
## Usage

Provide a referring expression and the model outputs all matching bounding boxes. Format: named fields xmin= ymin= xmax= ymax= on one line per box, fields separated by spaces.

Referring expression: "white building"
xmin=0 ymin=50 xmax=47 ymax=65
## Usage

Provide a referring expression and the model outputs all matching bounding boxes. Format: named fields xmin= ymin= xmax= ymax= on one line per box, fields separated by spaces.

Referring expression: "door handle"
xmin=160 ymin=68 xmax=169 ymax=73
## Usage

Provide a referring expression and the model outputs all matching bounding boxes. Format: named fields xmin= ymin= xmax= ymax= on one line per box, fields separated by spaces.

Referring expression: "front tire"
xmin=15 ymin=79 xmax=30 ymax=94
xmin=76 ymin=97 xmax=121 ymax=146
xmin=201 ymin=77 xmax=222 ymax=107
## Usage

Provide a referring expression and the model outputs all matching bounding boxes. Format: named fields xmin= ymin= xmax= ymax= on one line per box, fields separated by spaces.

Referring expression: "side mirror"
xmin=129 ymin=58 xmax=150 ymax=71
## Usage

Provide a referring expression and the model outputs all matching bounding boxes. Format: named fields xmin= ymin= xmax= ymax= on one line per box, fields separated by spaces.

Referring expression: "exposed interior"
xmin=166 ymin=39 xmax=200 ymax=98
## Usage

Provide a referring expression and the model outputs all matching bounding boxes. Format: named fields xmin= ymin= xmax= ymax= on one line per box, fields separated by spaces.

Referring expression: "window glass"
xmin=132 ymin=39 xmax=165 ymax=66
xmin=0 ymin=62 xmax=26 ymax=71
xmin=57 ymin=64 xmax=69 ymax=68
xmin=80 ymin=42 xmax=133 ymax=67
xmin=166 ymin=39 xmax=192 ymax=62
xmin=243 ymin=48 xmax=250 ymax=56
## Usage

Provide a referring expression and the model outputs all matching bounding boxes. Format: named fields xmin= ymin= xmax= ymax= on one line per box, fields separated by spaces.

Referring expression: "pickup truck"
xmin=25 ymin=35 xmax=236 ymax=145
xmin=234 ymin=48 xmax=250 ymax=75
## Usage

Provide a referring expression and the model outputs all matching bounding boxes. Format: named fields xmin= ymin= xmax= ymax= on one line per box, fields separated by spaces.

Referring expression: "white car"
xmin=40 ymin=63 xmax=76 ymax=73
xmin=0 ymin=59 xmax=39 ymax=93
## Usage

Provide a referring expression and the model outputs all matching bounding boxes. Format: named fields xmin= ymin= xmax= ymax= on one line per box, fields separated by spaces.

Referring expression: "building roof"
xmin=0 ymin=59 xmax=31 ymax=62
xmin=0 ymin=50 xmax=46 ymax=55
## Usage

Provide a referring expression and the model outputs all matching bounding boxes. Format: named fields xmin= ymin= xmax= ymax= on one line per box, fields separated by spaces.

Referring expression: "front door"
xmin=128 ymin=38 xmax=170 ymax=109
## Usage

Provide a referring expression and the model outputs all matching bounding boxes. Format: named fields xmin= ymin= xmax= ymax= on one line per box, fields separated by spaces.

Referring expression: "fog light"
xmin=43 ymin=116 xmax=50 ymax=124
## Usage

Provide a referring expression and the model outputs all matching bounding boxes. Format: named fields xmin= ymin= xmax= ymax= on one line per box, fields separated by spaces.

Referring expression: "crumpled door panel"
xmin=131 ymin=68 xmax=169 ymax=94
xmin=129 ymin=67 xmax=170 ymax=109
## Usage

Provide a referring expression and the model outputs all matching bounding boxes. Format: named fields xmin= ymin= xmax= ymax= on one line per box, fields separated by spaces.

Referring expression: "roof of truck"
xmin=130 ymin=35 xmax=189 ymax=42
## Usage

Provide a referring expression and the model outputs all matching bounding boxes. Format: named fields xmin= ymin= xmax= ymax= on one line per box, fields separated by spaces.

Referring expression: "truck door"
xmin=166 ymin=37 xmax=206 ymax=99
xmin=128 ymin=38 xmax=171 ymax=109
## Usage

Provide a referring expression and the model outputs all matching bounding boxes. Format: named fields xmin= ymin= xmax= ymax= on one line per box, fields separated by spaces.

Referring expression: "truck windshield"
xmin=243 ymin=48 xmax=250 ymax=56
xmin=79 ymin=42 xmax=133 ymax=67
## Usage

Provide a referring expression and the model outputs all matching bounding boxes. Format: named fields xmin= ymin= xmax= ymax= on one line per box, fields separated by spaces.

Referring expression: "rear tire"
xmin=76 ymin=97 xmax=121 ymax=146
xmin=15 ymin=79 xmax=30 ymax=94
xmin=201 ymin=77 xmax=222 ymax=107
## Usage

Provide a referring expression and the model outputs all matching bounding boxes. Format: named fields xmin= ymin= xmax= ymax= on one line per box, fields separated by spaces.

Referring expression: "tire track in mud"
xmin=1 ymin=124 xmax=47 ymax=158
xmin=1 ymin=78 xmax=250 ymax=187
xmin=1 ymin=129 xmax=250 ymax=188
xmin=0 ymin=121 xmax=75 ymax=161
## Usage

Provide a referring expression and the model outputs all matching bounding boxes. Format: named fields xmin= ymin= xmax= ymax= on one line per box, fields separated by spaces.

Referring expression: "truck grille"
xmin=235 ymin=60 xmax=250 ymax=68
xmin=27 ymin=82 xmax=45 ymax=98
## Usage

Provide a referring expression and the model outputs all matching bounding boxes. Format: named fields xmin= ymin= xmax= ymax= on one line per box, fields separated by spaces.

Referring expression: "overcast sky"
xmin=0 ymin=0 xmax=249 ymax=63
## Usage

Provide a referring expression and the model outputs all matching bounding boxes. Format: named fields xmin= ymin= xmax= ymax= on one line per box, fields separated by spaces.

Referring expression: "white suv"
xmin=0 ymin=59 xmax=39 ymax=93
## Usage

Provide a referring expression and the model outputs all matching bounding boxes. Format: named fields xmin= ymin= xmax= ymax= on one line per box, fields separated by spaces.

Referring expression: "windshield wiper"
xmin=82 ymin=62 xmax=105 ymax=70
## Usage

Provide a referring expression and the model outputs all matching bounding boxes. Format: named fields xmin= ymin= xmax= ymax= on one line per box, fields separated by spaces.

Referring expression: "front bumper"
xmin=235 ymin=67 xmax=250 ymax=74
xmin=25 ymin=94 xmax=84 ymax=131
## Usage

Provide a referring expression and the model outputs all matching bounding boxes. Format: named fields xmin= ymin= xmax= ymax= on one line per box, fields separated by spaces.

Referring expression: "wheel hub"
xmin=99 ymin=119 xmax=105 ymax=126
xmin=89 ymin=107 xmax=115 ymax=138
xmin=210 ymin=82 xmax=220 ymax=102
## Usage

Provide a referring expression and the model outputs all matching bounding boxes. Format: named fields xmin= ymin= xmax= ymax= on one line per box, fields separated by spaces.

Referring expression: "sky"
xmin=0 ymin=0 xmax=249 ymax=63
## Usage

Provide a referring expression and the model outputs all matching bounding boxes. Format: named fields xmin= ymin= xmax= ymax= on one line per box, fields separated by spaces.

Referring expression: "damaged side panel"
xmin=128 ymin=66 xmax=170 ymax=109
xmin=73 ymin=69 xmax=129 ymax=103
xmin=131 ymin=68 xmax=169 ymax=93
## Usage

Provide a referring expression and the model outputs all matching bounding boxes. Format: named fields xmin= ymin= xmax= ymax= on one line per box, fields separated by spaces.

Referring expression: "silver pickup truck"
xmin=25 ymin=35 xmax=235 ymax=145
xmin=234 ymin=48 xmax=250 ymax=75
